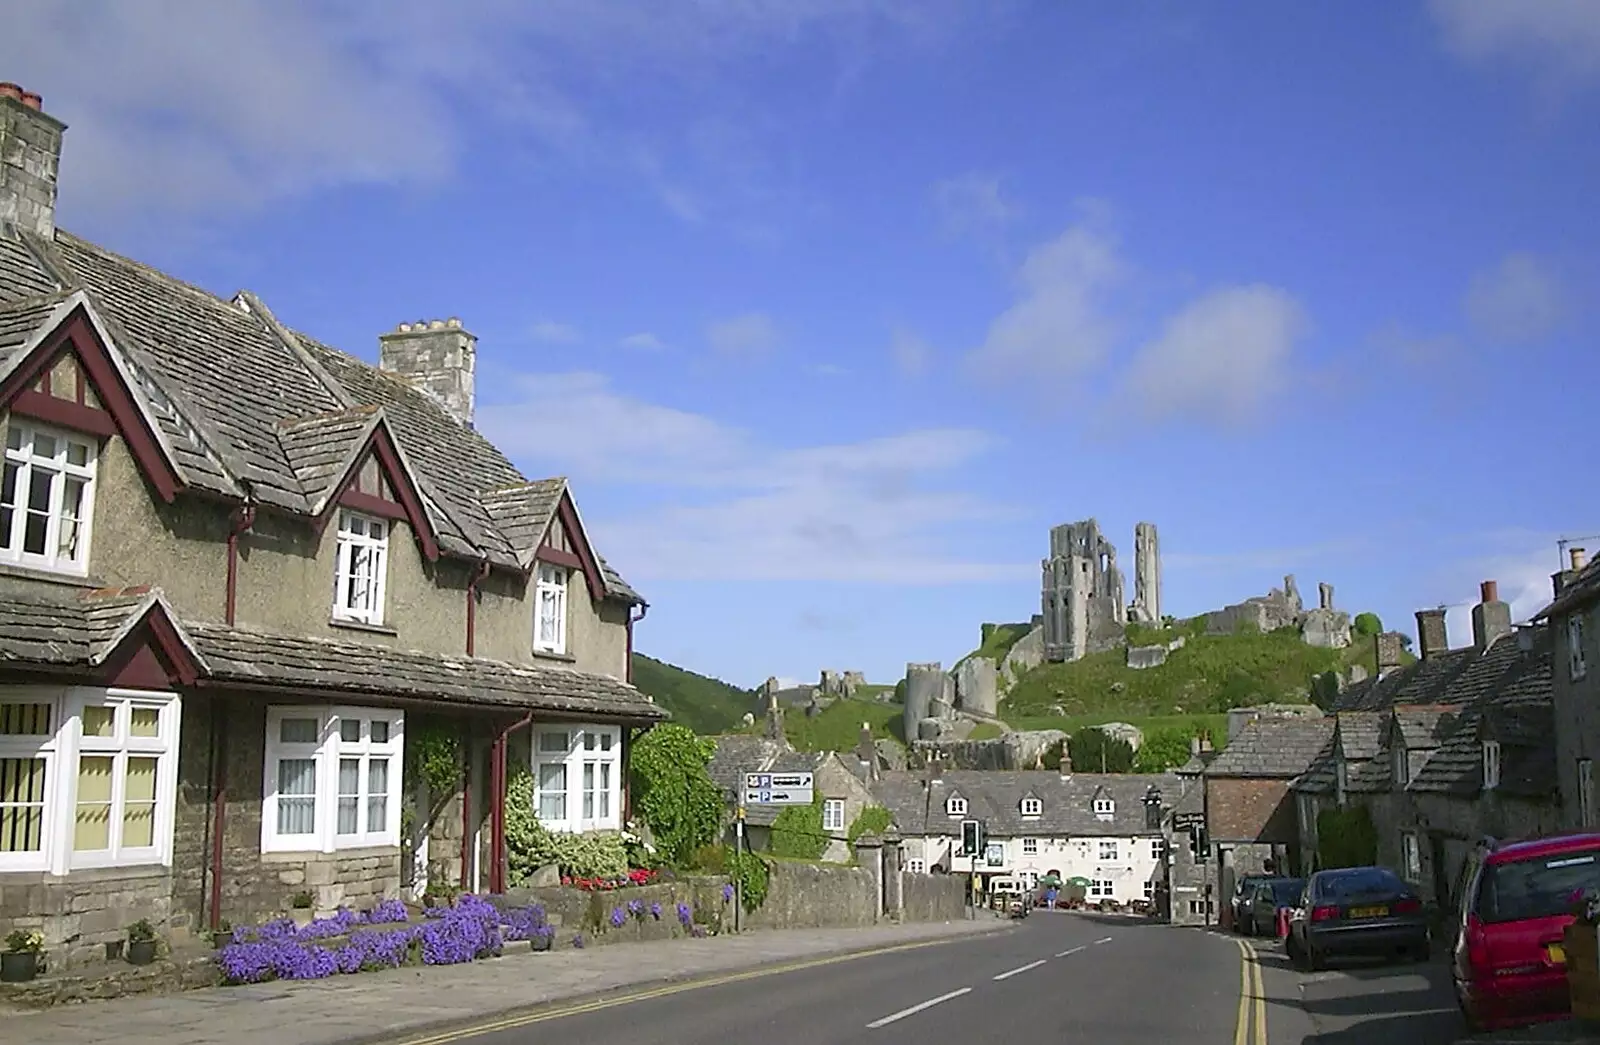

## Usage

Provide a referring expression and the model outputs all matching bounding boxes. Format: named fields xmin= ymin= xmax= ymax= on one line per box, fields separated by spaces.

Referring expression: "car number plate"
xmin=1349 ymin=905 xmax=1388 ymax=918
xmin=1549 ymin=944 xmax=1566 ymax=964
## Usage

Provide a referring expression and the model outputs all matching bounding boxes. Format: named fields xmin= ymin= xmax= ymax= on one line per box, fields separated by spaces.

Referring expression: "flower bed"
xmin=561 ymin=868 xmax=661 ymax=891
xmin=216 ymin=896 xmax=555 ymax=985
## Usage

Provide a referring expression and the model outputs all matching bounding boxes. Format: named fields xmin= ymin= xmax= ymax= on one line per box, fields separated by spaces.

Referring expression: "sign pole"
xmin=734 ymin=804 xmax=745 ymax=934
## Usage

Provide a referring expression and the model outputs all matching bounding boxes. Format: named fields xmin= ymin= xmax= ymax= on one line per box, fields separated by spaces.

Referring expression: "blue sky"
xmin=6 ymin=1 xmax=1597 ymax=688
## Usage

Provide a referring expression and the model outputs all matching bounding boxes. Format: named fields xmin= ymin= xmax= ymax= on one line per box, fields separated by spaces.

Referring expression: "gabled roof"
xmin=1204 ymin=717 xmax=1333 ymax=779
xmin=1534 ymin=556 xmax=1600 ymax=621
xmin=706 ymin=735 xmax=834 ymax=826
xmin=870 ymin=771 xmax=1180 ymax=838
xmin=0 ymin=228 xmax=643 ymax=604
xmin=277 ymin=406 xmax=386 ymax=511
xmin=1390 ymin=706 xmax=1458 ymax=751
xmin=1331 ymin=646 xmax=1477 ymax=713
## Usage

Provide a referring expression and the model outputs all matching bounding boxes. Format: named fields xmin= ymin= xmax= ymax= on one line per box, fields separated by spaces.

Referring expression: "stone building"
xmin=0 ymin=85 xmax=665 ymax=966
xmin=1204 ymin=575 xmax=1352 ymax=649
xmin=1534 ymin=547 xmax=1600 ymax=832
xmin=1040 ymin=518 xmax=1155 ymax=663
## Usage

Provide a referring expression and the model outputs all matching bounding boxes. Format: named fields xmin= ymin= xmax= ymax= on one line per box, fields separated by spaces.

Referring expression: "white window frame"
xmin=1393 ymin=743 xmax=1410 ymax=787
xmin=1580 ymin=758 xmax=1594 ymax=829
xmin=332 ymin=511 xmax=389 ymax=625
xmin=534 ymin=563 xmax=569 ymax=655
xmin=531 ymin=723 xmax=622 ymax=833
xmin=1571 ymin=615 xmax=1588 ymax=682
xmin=1 ymin=419 xmax=97 ymax=576
xmin=1482 ymin=740 xmax=1501 ymax=792
xmin=1020 ymin=797 xmax=1042 ymax=819
xmin=1098 ymin=839 xmax=1119 ymax=862
xmin=1090 ymin=878 xmax=1113 ymax=898
xmin=1022 ymin=836 xmax=1039 ymax=855
xmin=1143 ymin=879 xmax=1155 ymax=900
xmin=905 ymin=858 xmax=926 ymax=874
xmin=0 ymin=686 xmax=179 ymax=875
xmin=1093 ymin=797 xmax=1114 ymax=817
xmin=1150 ymin=838 xmax=1164 ymax=860
xmin=822 ymin=798 xmax=846 ymax=833
xmin=1401 ymin=831 xmax=1423 ymax=882
xmin=945 ymin=795 xmax=967 ymax=817
xmin=261 ymin=706 xmax=405 ymax=854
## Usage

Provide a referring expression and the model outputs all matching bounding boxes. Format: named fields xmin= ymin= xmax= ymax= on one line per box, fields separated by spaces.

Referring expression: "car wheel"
xmin=1305 ymin=944 xmax=1324 ymax=972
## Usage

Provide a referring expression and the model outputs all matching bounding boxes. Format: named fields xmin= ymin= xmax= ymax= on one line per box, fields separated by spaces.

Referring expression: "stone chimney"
xmin=854 ymin=721 xmax=877 ymax=778
xmin=1189 ymin=735 xmax=1201 ymax=757
xmin=1375 ymin=631 xmax=1404 ymax=675
xmin=378 ymin=319 xmax=477 ymax=428
xmin=1415 ymin=608 xmax=1449 ymax=660
xmin=0 ymin=83 xmax=65 ymax=239
xmin=764 ymin=690 xmax=785 ymax=742
xmin=1471 ymin=580 xmax=1514 ymax=652
xmin=1552 ymin=549 xmax=1587 ymax=598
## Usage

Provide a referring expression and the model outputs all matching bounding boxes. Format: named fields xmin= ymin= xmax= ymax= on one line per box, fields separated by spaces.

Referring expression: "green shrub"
xmin=771 ymin=796 xmax=827 ymax=860
xmin=1132 ymin=727 xmax=1193 ymax=773
xmin=727 ymin=848 xmax=769 ymax=911
xmin=847 ymin=805 xmax=893 ymax=843
xmin=1316 ymin=805 xmax=1378 ymax=869
xmin=504 ymin=769 xmax=628 ymax=881
xmin=1353 ymin=612 xmax=1383 ymax=637
xmin=1067 ymin=728 xmax=1135 ymax=773
xmin=629 ymin=724 xmax=724 ymax=867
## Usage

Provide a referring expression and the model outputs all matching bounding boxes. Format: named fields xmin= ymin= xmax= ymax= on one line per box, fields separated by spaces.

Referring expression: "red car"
xmin=1453 ymin=832 xmax=1600 ymax=1032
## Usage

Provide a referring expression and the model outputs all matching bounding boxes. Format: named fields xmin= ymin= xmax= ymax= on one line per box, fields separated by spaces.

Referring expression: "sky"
xmin=3 ymin=1 xmax=1597 ymax=689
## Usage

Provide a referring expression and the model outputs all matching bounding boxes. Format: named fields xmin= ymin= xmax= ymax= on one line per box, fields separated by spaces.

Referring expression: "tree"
xmin=1067 ymin=728 xmax=1135 ymax=774
xmin=628 ymin=724 xmax=724 ymax=867
xmin=1353 ymin=612 xmax=1383 ymax=637
xmin=1132 ymin=727 xmax=1192 ymax=773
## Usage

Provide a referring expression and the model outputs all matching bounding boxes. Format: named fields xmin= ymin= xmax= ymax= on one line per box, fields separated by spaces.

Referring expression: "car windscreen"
xmin=1316 ymin=869 xmax=1403 ymax=901
xmin=1479 ymin=848 xmax=1600 ymax=924
xmin=1271 ymin=879 xmax=1306 ymax=904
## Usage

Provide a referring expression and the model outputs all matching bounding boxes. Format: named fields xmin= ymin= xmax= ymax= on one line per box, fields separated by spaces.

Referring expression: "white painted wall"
xmin=901 ymin=831 xmax=1163 ymax=904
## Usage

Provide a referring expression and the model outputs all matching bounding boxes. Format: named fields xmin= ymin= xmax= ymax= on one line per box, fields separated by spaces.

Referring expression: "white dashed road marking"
xmin=1094 ymin=936 xmax=1114 ymax=945
xmin=993 ymin=959 xmax=1049 ymax=981
xmin=866 ymin=988 xmax=974 ymax=1029
xmin=1056 ymin=945 xmax=1086 ymax=958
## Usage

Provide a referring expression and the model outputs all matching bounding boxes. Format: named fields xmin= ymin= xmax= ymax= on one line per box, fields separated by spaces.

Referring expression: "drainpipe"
xmin=490 ymin=711 xmax=536 ymax=894
xmin=466 ymin=559 xmax=490 ymax=656
xmin=626 ymin=602 xmax=649 ymax=684
xmin=224 ymin=499 xmax=257 ymax=626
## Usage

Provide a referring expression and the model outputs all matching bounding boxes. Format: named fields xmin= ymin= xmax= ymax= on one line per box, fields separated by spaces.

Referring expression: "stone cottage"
xmin=0 ymin=83 xmax=666 ymax=965
xmin=1534 ymin=547 xmax=1600 ymax=831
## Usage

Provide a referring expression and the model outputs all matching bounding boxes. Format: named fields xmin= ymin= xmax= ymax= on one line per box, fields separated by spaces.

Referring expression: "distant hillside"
xmin=1002 ymin=617 xmax=1408 ymax=723
xmin=781 ymin=695 xmax=906 ymax=752
xmin=630 ymin=654 xmax=757 ymax=734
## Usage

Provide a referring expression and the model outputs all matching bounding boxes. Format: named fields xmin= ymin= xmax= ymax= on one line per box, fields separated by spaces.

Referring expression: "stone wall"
xmin=901 ymin=871 xmax=966 ymax=922
xmin=913 ymin=730 xmax=1066 ymax=771
xmin=0 ymin=865 xmax=173 ymax=969
xmin=747 ymin=861 xmax=878 ymax=930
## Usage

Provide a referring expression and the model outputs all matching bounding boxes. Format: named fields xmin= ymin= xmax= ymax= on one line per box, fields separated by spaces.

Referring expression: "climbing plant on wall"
xmin=770 ymin=796 xmax=827 ymax=860
xmin=629 ymin=724 xmax=724 ymax=867
xmin=1316 ymin=804 xmax=1378 ymax=869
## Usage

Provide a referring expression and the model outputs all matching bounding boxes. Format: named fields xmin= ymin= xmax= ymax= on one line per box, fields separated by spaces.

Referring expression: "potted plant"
xmin=125 ymin=919 xmax=158 ymax=966
xmin=289 ymin=890 xmax=315 ymax=927
xmin=211 ymin=920 xmax=234 ymax=950
xmin=530 ymin=925 xmax=554 ymax=953
xmin=1 ymin=929 xmax=43 ymax=983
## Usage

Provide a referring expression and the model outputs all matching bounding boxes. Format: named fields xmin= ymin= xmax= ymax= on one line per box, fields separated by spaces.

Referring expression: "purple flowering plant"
xmin=722 ymin=883 xmax=735 ymax=903
xmin=649 ymin=902 xmax=662 ymax=921
xmin=676 ymin=902 xmax=693 ymax=927
xmin=609 ymin=906 xmax=627 ymax=929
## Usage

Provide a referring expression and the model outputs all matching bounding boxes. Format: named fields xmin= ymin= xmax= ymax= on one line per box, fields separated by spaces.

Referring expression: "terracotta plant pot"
xmin=126 ymin=939 xmax=157 ymax=966
xmin=1 ymin=951 xmax=40 ymax=983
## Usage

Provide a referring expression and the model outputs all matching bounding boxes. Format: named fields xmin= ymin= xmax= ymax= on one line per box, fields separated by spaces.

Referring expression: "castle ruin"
xmin=1041 ymin=518 xmax=1162 ymax=663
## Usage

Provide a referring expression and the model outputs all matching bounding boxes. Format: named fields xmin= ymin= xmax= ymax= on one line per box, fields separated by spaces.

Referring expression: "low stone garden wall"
xmin=902 ymin=871 xmax=967 ymax=923
xmin=747 ymin=861 xmax=877 ymax=930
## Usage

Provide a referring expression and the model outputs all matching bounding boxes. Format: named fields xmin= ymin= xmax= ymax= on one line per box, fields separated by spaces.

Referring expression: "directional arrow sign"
xmin=744 ymin=786 xmax=815 ymax=805
xmin=768 ymin=773 xmax=813 ymax=789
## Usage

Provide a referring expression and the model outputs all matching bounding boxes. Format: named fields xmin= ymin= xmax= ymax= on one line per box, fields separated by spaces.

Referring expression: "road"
xmin=378 ymin=912 xmax=1478 ymax=1045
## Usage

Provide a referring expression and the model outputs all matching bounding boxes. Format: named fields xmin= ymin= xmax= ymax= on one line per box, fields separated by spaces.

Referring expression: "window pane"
xmin=4 ymin=425 xmax=20 ymax=451
xmin=0 ymin=461 xmax=17 ymax=550
xmin=280 ymin=717 xmax=318 ymax=744
xmin=277 ymin=757 xmax=317 ymax=835
xmin=583 ymin=762 xmax=595 ymax=819
xmin=599 ymin=732 xmax=614 ymax=752
xmin=31 ymin=431 xmax=57 ymax=460
xmin=58 ymin=476 xmax=86 ymax=560
xmin=82 ymin=705 xmax=115 ymax=738
xmin=66 ymin=441 xmax=89 ymax=468
xmin=340 ymin=718 xmax=361 ymax=743
xmin=73 ymin=755 xmax=114 ymax=851
xmin=369 ymin=520 xmax=385 ymax=541
xmin=22 ymin=466 xmax=51 ymax=554
xmin=0 ymin=757 xmax=47 ymax=853
xmin=538 ymin=731 xmax=568 ymax=754
xmin=370 ymin=720 xmax=390 ymax=744
xmin=584 ymin=732 xmax=598 ymax=751
xmin=0 ymin=702 xmax=51 ymax=735
xmin=599 ymin=762 xmax=612 ymax=818
xmin=538 ymin=762 xmax=567 ymax=821
xmin=127 ymin=707 xmax=160 ymax=738
xmin=367 ymin=758 xmax=389 ymax=833
xmin=122 ymin=756 xmax=158 ymax=848
xmin=337 ymin=758 xmax=360 ymax=834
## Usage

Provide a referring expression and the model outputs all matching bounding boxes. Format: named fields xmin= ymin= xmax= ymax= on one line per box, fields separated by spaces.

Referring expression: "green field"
xmin=782 ymin=696 xmax=906 ymax=752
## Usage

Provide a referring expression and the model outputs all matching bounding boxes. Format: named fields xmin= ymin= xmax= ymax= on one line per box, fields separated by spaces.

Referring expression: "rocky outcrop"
xmin=910 ymin=729 xmax=1068 ymax=771
xmin=954 ymin=657 xmax=999 ymax=716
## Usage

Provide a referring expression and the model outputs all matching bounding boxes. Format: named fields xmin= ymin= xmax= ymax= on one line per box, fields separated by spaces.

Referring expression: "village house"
xmin=0 ymin=83 xmax=667 ymax=965
xmin=1299 ymin=581 xmax=1559 ymax=908
xmin=869 ymin=767 xmax=1180 ymax=906
xmin=1535 ymin=548 xmax=1600 ymax=831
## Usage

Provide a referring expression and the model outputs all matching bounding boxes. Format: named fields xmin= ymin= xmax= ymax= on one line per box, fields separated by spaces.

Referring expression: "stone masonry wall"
xmin=901 ymin=871 xmax=966 ymax=922
xmin=746 ymin=861 xmax=878 ymax=930
xmin=0 ymin=865 xmax=172 ymax=969
xmin=1206 ymin=778 xmax=1298 ymax=844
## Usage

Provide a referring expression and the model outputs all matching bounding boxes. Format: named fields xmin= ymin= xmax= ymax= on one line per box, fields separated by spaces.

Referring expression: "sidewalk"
xmin=9 ymin=917 xmax=1011 ymax=1045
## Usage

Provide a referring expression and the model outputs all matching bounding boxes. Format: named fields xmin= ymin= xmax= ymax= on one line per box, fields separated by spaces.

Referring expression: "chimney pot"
xmin=378 ymin=318 xmax=478 ymax=427
xmin=447 ymin=317 xmax=461 ymax=329
xmin=0 ymin=83 xmax=21 ymax=101
xmin=1573 ymin=548 xmax=1588 ymax=571
xmin=1472 ymin=583 xmax=1514 ymax=652
xmin=19 ymin=91 xmax=41 ymax=111
xmin=1481 ymin=580 xmax=1499 ymax=604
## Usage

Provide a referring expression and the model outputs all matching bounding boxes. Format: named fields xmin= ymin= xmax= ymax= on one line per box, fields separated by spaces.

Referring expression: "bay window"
xmin=534 ymin=564 xmax=568 ymax=655
xmin=1 ymin=420 xmax=97 ymax=575
xmin=0 ymin=687 xmax=179 ymax=874
xmin=262 ymin=706 xmax=404 ymax=853
xmin=332 ymin=511 xmax=388 ymax=625
xmin=532 ymin=724 xmax=621 ymax=833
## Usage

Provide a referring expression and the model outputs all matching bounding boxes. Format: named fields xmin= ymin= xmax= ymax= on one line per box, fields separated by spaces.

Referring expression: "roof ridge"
xmin=236 ymin=290 xmax=357 ymax=410
xmin=53 ymin=229 xmax=243 ymax=314
xmin=277 ymin=404 xmax=383 ymax=431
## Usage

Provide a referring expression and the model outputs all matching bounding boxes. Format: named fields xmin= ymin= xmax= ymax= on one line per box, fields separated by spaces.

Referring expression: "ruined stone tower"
xmin=1041 ymin=518 xmax=1164 ymax=663
xmin=1131 ymin=522 xmax=1162 ymax=624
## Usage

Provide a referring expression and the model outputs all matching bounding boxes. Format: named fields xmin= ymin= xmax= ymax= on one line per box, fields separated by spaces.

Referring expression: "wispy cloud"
xmin=618 ymin=332 xmax=666 ymax=350
xmin=930 ymin=172 xmax=1020 ymax=240
xmin=476 ymin=371 xmax=1023 ymax=583
xmin=1430 ymin=0 xmax=1600 ymax=90
xmin=707 ymin=312 xmax=780 ymax=360
xmin=530 ymin=320 xmax=581 ymax=344
xmin=1464 ymin=251 xmax=1568 ymax=345
xmin=890 ymin=326 xmax=933 ymax=377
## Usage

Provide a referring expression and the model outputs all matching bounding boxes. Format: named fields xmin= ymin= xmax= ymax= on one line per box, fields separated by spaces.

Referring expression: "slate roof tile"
xmin=1536 ymin=556 xmax=1600 ymax=620
xmin=1204 ymin=717 xmax=1333 ymax=779
xmin=277 ymin=407 xmax=382 ymax=510
xmin=870 ymin=770 xmax=1181 ymax=838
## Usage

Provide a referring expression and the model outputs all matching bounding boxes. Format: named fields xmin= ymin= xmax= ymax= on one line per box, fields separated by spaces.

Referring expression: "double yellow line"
xmin=386 ymin=933 xmax=984 ymax=1045
xmin=1233 ymin=937 xmax=1267 ymax=1045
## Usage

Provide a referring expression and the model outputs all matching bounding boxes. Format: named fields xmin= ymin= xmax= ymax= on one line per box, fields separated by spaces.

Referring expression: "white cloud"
xmin=475 ymin=371 xmax=1024 ymax=583
xmin=965 ymin=215 xmax=1123 ymax=382
xmin=1440 ymin=543 xmax=1567 ymax=644
xmin=530 ymin=320 xmax=581 ymax=344
xmin=930 ymin=173 xmax=1019 ymax=238
xmin=890 ymin=326 xmax=932 ymax=376
xmin=1430 ymin=0 xmax=1600 ymax=85
xmin=1464 ymin=252 xmax=1567 ymax=344
xmin=707 ymin=312 xmax=779 ymax=359
xmin=1118 ymin=285 xmax=1306 ymax=426
xmin=618 ymin=332 xmax=666 ymax=350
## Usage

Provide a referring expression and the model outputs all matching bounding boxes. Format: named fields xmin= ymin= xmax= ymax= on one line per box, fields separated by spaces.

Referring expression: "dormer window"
xmin=945 ymin=795 xmax=967 ymax=817
xmin=1020 ymin=797 xmax=1042 ymax=818
xmin=534 ymin=563 xmax=569 ymax=655
xmin=1571 ymin=615 xmax=1588 ymax=682
xmin=1482 ymin=740 xmax=1501 ymax=791
xmin=1093 ymin=797 xmax=1114 ymax=818
xmin=1392 ymin=743 xmax=1410 ymax=787
xmin=1 ymin=420 xmax=97 ymax=576
xmin=332 ymin=511 xmax=388 ymax=625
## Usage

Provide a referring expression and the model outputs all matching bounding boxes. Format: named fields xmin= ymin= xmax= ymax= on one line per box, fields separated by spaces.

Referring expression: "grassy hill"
xmin=630 ymin=654 xmax=758 ymax=734
xmin=1000 ymin=616 xmax=1405 ymax=724
xmin=781 ymin=695 xmax=906 ymax=752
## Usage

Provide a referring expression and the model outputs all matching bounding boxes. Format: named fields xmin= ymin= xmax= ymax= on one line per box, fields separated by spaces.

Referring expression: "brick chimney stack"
xmin=0 ymin=82 xmax=66 ymax=239
xmin=1374 ymin=631 xmax=1405 ymax=675
xmin=1472 ymin=579 xmax=1514 ymax=652
xmin=1415 ymin=608 xmax=1449 ymax=660
xmin=379 ymin=318 xmax=478 ymax=428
